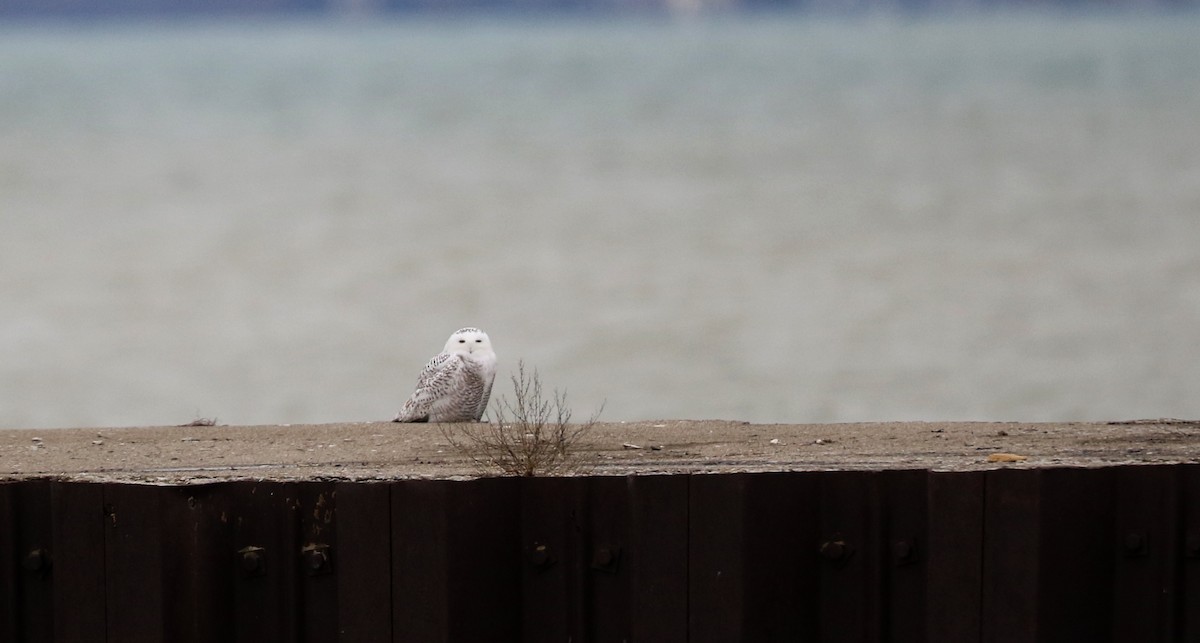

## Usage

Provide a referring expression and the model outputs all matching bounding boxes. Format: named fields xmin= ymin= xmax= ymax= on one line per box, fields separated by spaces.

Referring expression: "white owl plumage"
xmin=392 ymin=327 xmax=497 ymax=423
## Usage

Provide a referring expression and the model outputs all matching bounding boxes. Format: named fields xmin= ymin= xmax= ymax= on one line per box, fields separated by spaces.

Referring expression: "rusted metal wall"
xmin=1 ymin=465 xmax=1198 ymax=642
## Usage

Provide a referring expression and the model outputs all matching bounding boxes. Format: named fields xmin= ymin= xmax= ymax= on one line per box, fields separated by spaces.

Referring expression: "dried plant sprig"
xmin=441 ymin=361 xmax=602 ymax=477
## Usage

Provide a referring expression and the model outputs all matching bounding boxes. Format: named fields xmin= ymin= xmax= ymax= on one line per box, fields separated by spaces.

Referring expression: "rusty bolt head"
xmin=528 ymin=543 xmax=553 ymax=569
xmin=1123 ymin=532 xmax=1148 ymax=558
xmin=23 ymin=548 xmax=50 ymax=573
xmin=301 ymin=544 xmax=331 ymax=576
xmin=238 ymin=546 xmax=265 ymax=575
xmin=893 ymin=539 xmax=917 ymax=565
xmin=307 ymin=551 xmax=325 ymax=571
xmin=241 ymin=551 xmax=262 ymax=572
xmin=819 ymin=540 xmax=848 ymax=562
xmin=591 ymin=546 xmax=621 ymax=572
xmin=1186 ymin=534 xmax=1200 ymax=559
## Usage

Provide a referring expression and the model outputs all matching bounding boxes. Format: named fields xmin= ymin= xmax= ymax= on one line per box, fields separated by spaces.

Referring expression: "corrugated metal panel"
xmin=12 ymin=480 xmax=55 ymax=642
xmin=161 ymin=483 xmax=236 ymax=643
xmin=1036 ymin=468 xmax=1115 ymax=641
xmin=880 ymin=469 xmax=929 ymax=641
xmin=687 ymin=473 xmax=747 ymax=642
xmin=981 ymin=467 xmax=1040 ymax=642
xmin=926 ymin=470 xmax=983 ymax=642
xmin=333 ymin=482 xmax=391 ymax=643
xmin=230 ymin=482 xmax=302 ymax=642
xmin=295 ymin=481 xmax=340 ymax=643
xmin=818 ymin=470 xmax=877 ymax=642
xmin=443 ymin=477 xmax=520 ymax=642
xmin=392 ymin=477 xmax=521 ymax=642
xmin=1 ymin=466 xmax=1198 ymax=641
xmin=392 ymin=479 xmax=452 ymax=640
xmin=625 ymin=475 xmax=689 ymax=642
xmin=0 ymin=482 xmax=22 ymax=642
xmin=742 ymin=472 xmax=822 ymax=640
xmin=520 ymin=476 xmax=586 ymax=642
xmin=1182 ymin=464 xmax=1200 ymax=641
xmin=1112 ymin=465 xmax=1179 ymax=641
xmin=103 ymin=483 xmax=167 ymax=642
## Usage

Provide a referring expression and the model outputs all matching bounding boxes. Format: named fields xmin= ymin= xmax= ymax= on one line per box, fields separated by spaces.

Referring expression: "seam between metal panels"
xmin=684 ymin=475 xmax=691 ymax=643
xmin=976 ymin=472 xmax=987 ymax=643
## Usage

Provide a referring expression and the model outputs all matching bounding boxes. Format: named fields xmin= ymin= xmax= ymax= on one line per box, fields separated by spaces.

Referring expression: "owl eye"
xmin=458 ymin=339 xmax=466 ymax=343
xmin=475 ymin=339 xmax=482 ymax=342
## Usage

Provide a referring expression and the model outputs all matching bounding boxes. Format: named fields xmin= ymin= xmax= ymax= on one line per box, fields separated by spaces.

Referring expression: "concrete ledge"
xmin=2 ymin=419 xmax=1198 ymax=484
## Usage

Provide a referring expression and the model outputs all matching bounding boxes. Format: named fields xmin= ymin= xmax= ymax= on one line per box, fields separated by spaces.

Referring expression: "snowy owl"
xmin=392 ymin=327 xmax=497 ymax=423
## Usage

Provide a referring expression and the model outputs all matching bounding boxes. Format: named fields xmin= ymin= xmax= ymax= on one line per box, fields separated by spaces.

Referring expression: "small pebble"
xmin=987 ymin=453 xmax=1028 ymax=463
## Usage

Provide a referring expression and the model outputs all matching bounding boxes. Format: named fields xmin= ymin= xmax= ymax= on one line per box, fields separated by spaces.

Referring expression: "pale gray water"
xmin=1 ymin=12 xmax=1199 ymax=429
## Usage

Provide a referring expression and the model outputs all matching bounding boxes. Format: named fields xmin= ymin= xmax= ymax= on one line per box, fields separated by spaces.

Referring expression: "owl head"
xmin=444 ymin=327 xmax=493 ymax=356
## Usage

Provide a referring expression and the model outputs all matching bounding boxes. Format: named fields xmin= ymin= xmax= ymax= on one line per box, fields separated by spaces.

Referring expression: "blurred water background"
xmin=1 ymin=10 xmax=1198 ymax=429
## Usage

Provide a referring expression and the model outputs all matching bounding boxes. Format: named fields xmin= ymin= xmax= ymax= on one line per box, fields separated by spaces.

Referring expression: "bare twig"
xmin=178 ymin=416 xmax=218 ymax=427
xmin=441 ymin=361 xmax=603 ymax=477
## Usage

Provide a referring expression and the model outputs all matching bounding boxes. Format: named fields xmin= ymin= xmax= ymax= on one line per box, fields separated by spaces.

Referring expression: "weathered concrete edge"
xmin=2 ymin=419 xmax=1198 ymax=485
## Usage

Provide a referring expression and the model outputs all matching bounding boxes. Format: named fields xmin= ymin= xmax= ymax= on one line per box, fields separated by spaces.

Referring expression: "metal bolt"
xmin=301 ymin=544 xmax=331 ymax=576
xmin=307 ymin=552 xmax=325 ymax=571
xmin=23 ymin=548 xmax=50 ymax=573
xmin=819 ymin=540 xmax=849 ymax=562
xmin=893 ymin=539 xmax=917 ymax=566
xmin=1186 ymin=534 xmax=1200 ymax=559
xmin=591 ymin=545 xmax=621 ymax=572
xmin=528 ymin=543 xmax=553 ymax=569
xmin=238 ymin=546 xmax=265 ymax=576
xmin=1123 ymin=532 xmax=1148 ymax=558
